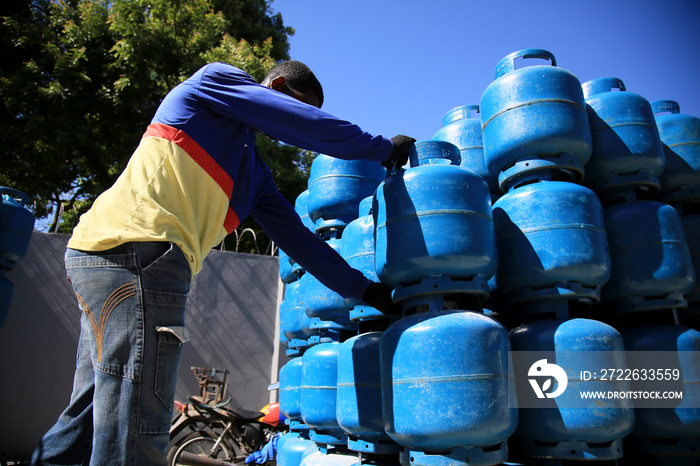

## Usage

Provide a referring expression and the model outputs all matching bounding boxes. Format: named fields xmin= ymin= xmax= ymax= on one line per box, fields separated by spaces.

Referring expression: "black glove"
xmin=361 ymin=282 xmax=395 ymax=315
xmin=381 ymin=135 xmax=416 ymax=171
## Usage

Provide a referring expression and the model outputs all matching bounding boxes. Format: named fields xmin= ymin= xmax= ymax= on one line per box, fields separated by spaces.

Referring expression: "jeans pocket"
xmin=140 ymin=243 xmax=192 ymax=291
xmin=136 ymin=242 xmax=171 ymax=271
xmin=155 ymin=325 xmax=189 ymax=411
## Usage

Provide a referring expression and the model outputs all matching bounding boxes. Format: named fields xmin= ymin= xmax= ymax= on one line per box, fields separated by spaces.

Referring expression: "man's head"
xmin=261 ymin=60 xmax=324 ymax=109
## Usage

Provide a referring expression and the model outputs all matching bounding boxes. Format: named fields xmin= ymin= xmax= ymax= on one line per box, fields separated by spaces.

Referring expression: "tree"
xmin=0 ymin=0 xmax=311 ymax=247
xmin=212 ymin=0 xmax=292 ymax=62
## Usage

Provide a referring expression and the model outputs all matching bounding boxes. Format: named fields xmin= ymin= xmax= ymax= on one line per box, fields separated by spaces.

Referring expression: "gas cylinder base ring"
xmin=314 ymin=219 xmax=348 ymax=237
xmin=347 ymin=436 xmax=401 ymax=455
xmin=349 ymin=305 xmax=402 ymax=328
xmin=657 ymin=184 xmax=700 ymax=205
xmin=588 ymin=170 xmax=661 ymax=204
xmin=288 ymin=338 xmax=310 ymax=350
xmin=513 ymin=437 xmax=624 ymax=461
xmin=349 ymin=304 xmax=386 ymax=323
xmin=308 ymin=316 xmax=358 ymax=333
xmin=612 ymin=292 xmax=688 ymax=316
xmin=399 ymin=442 xmax=508 ymax=466
xmin=308 ymin=429 xmax=348 ymax=447
xmin=287 ymin=420 xmax=309 ymax=432
xmin=498 ymin=153 xmax=584 ymax=192
xmin=393 ymin=274 xmax=489 ymax=311
xmin=306 ymin=332 xmax=351 ymax=346
xmin=508 ymin=282 xmax=601 ymax=319
xmin=626 ymin=434 xmax=700 ymax=457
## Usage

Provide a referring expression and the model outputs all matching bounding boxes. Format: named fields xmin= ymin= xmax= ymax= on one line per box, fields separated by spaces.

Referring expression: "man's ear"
xmin=270 ymin=76 xmax=286 ymax=91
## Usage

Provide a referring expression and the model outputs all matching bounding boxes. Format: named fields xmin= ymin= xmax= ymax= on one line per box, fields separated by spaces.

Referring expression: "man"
xmin=31 ymin=60 xmax=414 ymax=465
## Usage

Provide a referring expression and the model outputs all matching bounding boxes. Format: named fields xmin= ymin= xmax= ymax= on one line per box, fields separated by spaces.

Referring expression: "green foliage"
xmin=202 ymin=35 xmax=277 ymax=83
xmin=1 ymin=0 xmax=309 ymax=246
xmin=212 ymin=0 xmax=292 ymax=62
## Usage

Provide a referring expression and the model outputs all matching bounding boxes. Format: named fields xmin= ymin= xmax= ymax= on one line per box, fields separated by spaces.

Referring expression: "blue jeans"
xmin=32 ymin=241 xmax=192 ymax=465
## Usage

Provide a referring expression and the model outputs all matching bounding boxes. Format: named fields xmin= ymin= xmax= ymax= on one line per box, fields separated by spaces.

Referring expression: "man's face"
xmin=269 ymin=76 xmax=321 ymax=109
xmin=282 ymin=86 xmax=321 ymax=109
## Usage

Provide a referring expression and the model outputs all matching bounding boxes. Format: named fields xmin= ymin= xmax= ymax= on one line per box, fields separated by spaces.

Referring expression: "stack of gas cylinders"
xmin=0 ymin=187 xmax=35 ymax=329
xmin=275 ymin=49 xmax=699 ymax=465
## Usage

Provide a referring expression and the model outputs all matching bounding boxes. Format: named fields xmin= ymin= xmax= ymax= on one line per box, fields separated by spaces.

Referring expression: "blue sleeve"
xmin=251 ymin=182 xmax=372 ymax=301
xmin=195 ymin=63 xmax=394 ymax=162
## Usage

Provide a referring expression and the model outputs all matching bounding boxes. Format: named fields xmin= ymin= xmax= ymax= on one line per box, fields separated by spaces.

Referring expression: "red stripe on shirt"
xmin=224 ymin=208 xmax=240 ymax=233
xmin=144 ymin=123 xmax=234 ymax=198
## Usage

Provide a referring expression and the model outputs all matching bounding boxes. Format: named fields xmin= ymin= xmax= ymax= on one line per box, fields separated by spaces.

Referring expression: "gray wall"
xmin=0 ymin=232 xmax=285 ymax=459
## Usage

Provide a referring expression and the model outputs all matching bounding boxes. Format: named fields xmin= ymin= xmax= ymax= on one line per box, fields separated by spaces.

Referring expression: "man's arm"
xmin=195 ymin=63 xmax=394 ymax=162
xmin=251 ymin=183 xmax=372 ymax=301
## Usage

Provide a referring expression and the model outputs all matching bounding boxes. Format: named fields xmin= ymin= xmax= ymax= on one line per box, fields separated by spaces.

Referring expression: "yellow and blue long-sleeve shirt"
xmin=68 ymin=62 xmax=393 ymax=300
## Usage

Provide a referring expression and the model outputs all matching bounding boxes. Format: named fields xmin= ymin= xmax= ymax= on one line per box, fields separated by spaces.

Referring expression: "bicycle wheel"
xmin=167 ymin=430 xmax=236 ymax=466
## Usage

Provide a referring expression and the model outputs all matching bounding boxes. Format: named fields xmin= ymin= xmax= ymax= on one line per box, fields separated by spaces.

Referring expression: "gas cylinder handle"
xmin=651 ymin=100 xmax=680 ymax=115
xmin=495 ymin=49 xmax=557 ymax=79
xmin=581 ymin=77 xmax=626 ymax=99
xmin=0 ymin=187 xmax=31 ymax=207
xmin=442 ymin=105 xmax=480 ymax=126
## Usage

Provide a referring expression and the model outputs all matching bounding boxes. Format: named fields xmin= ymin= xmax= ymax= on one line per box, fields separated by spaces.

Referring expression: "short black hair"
xmin=262 ymin=60 xmax=324 ymax=107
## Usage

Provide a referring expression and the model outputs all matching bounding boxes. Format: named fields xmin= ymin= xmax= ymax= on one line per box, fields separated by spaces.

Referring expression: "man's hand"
xmin=381 ymin=135 xmax=416 ymax=171
xmin=362 ymin=282 xmax=396 ymax=315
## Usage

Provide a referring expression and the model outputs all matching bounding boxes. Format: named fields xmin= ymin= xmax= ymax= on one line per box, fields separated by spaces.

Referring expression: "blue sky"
xmin=271 ymin=0 xmax=700 ymax=143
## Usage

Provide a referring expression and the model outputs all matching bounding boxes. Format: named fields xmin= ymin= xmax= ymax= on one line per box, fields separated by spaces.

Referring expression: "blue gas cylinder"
xmin=652 ymin=100 xmax=700 ymax=203
xmin=582 ymin=78 xmax=665 ymax=198
xmin=279 ymin=249 xmax=295 ymax=284
xmin=374 ymin=141 xmax=496 ymax=302
xmin=432 ymin=105 xmax=500 ymax=194
xmin=307 ymin=155 xmax=387 ymax=233
xmin=480 ymin=49 xmax=592 ymax=191
xmin=279 ymin=357 xmax=304 ymax=421
xmin=299 ymin=310 xmax=315 ymax=338
xmin=299 ymin=450 xmax=359 ymax=466
xmin=337 ymin=332 xmax=398 ymax=454
xmin=295 ymin=445 xmax=322 ymax=466
xmin=0 ymin=275 xmax=13 ymax=328
xmin=280 ymin=280 xmax=307 ymax=352
xmin=601 ymin=200 xmax=696 ymax=309
xmin=492 ymin=181 xmax=610 ymax=307
xmin=622 ymin=325 xmax=700 ymax=457
xmin=676 ymin=203 xmax=700 ymax=310
xmin=341 ymin=197 xmax=384 ymax=322
xmin=381 ymin=310 xmax=516 ymax=465
xmin=301 ymin=341 xmax=347 ymax=444
xmin=288 ymin=190 xmax=314 ymax=277
xmin=301 ymin=235 xmax=355 ymax=333
xmin=0 ymin=187 xmax=35 ymax=271
xmin=509 ymin=318 xmax=634 ymax=460
xmin=295 ymin=189 xmax=315 ymax=232
xmin=279 ymin=294 xmax=292 ymax=348
xmin=277 ymin=433 xmax=318 ymax=466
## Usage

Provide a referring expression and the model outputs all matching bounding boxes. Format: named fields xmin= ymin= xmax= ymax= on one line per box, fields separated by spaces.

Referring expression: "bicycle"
xmin=166 ymin=367 xmax=285 ymax=466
